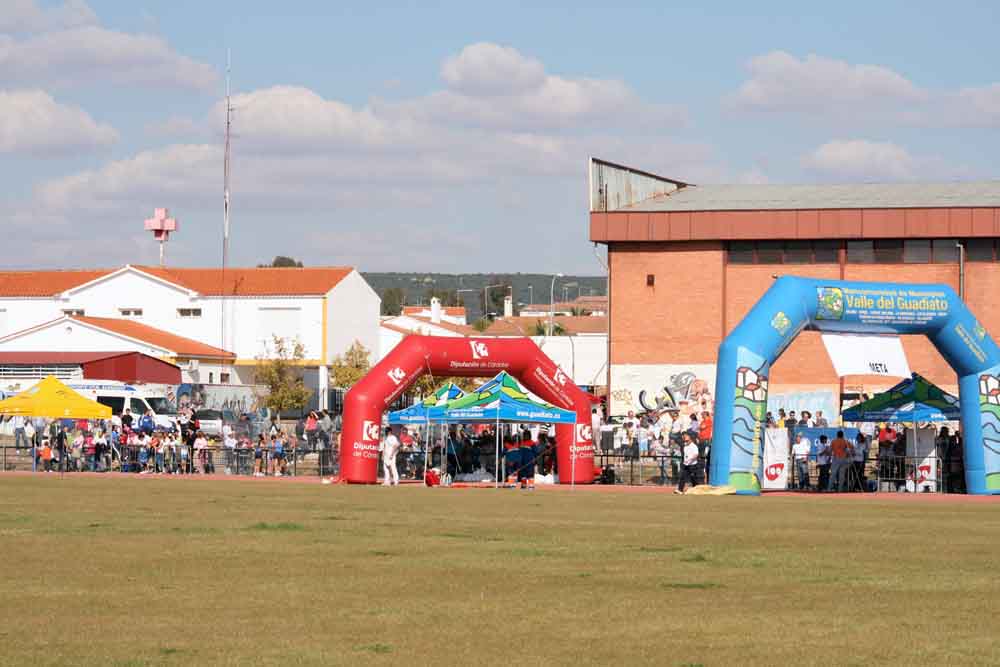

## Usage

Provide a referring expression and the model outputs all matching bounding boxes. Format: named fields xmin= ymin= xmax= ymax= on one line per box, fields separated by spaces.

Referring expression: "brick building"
xmin=589 ymin=158 xmax=1000 ymax=420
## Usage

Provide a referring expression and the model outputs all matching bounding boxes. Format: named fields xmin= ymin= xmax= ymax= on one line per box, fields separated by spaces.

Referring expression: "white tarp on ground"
xmin=821 ymin=334 xmax=912 ymax=378
xmin=762 ymin=428 xmax=790 ymax=490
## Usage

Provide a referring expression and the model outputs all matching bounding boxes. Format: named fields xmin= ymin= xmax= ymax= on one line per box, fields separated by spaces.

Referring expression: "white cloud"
xmin=392 ymin=42 xmax=685 ymax=131
xmin=801 ymin=139 xmax=967 ymax=181
xmin=0 ymin=0 xmax=96 ymax=33
xmin=0 ymin=89 xmax=116 ymax=154
xmin=12 ymin=43 xmax=709 ymax=270
xmin=730 ymin=51 xmax=1000 ymax=128
xmin=441 ymin=42 xmax=546 ymax=96
xmin=0 ymin=25 xmax=217 ymax=90
xmin=731 ymin=51 xmax=926 ymax=112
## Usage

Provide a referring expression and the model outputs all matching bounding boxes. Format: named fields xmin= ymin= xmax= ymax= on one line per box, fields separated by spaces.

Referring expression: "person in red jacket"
xmin=698 ymin=410 xmax=713 ymax=483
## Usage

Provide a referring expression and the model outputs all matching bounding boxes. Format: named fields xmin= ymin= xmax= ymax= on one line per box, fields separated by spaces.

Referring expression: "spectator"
xmin=636 ymin=419 xmax=650 ymax=457
xmin=11 ymin=415 xmax=28 ymax=453
xmin=270 ymin=434 xmax=286 ymax=476
xmin=319 ymin=411 xmax=333 ymax=451
xmin=829 ymin=431 xmax=854 ymax=492
xmin=139 ymin=410 xmax=155 ymax=437
xmin=675 ymin=432 xmax=700 ymax=494
xmin=776 ymin=409 xmax=787 ymax=427
xmin=40 ymin=440 xmax=54 ymax=472
xmin=814 ymin=410 xmax=829 ymax=428
xmin=792 ymin=432 xmax=811 ymax=490
xmin=121 ymin=408 xmax=133 ymax=433
xmin=303 ymin=412 xmax=318 ymax=449
xmin=816 ymin=435 xmax=831 ymax=491
xmin=853 ymin=432 xmax=869 ymax=492
xmin=254 ymin=434 xmax=266 ymax=477
xmin=381 ymin=427 xmax=400 ymax=486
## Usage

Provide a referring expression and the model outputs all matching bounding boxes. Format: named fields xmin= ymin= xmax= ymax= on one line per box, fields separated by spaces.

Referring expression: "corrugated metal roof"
xmin=623 ymin=181 xmax=1000 ymax=212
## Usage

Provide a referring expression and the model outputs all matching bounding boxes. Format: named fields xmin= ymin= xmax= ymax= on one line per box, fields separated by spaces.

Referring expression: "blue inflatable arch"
xmin=711 ymin=277 xmax=1000 ymax=495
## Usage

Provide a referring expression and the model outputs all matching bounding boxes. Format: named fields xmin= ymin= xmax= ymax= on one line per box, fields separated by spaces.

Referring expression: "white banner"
xmin=762 ymin=428 xmax=789 ymax=490
xmin=821 ymin=334 xmax=912 ymax=378
xmin=907 ymin=427 xmax=938 ymax=493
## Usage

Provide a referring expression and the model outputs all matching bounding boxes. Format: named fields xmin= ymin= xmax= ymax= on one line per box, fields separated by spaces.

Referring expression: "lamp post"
xmin=483 ymin=284 xmax=503 ymax=320
xmin=563 ymin=281 xmax=578 ymax=310
xmin=548 ymin=273 xmax=564 ymax=337
xmin=528 ymin=285 xmax=534 ymax=307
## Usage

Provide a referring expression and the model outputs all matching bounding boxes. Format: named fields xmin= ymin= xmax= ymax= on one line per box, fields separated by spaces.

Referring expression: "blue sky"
xmin=3 ymin=0 xmax=998 ymax=273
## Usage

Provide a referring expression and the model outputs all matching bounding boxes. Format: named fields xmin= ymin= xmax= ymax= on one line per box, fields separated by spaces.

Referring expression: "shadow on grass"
xmin=355 ymin=643 xmax=392 ymax=654
xmin=248 ymin=522 xmax=305 ymax=532
xmin=680 ymin=553 xmax=709 ymax=563
xmin=661 ymin=582 xmax=721 ymax=590
xmin=637 ymin=545 xmax=682 ymax=553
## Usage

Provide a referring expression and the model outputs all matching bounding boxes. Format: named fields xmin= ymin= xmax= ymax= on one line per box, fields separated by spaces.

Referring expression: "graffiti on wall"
xmin=171 ymin=384 xmax=268 ymax=415
xmin=610 ymin=364 xmax=716 ymax=417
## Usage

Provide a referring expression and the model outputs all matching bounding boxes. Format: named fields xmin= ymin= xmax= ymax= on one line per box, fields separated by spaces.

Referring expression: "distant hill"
xmin=361 ymin=272 xmax=607 ymax=320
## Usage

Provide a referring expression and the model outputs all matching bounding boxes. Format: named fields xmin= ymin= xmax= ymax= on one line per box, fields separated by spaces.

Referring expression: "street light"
xmin=563 ymin=281 xmax=578 ymax=307
xmin=527 ymin=285 xmax=534 ymax=307
xmin=483 ymin=284 xmax=503 ymax=321
xmin=548 ymin=273 xmax=564 ymax=337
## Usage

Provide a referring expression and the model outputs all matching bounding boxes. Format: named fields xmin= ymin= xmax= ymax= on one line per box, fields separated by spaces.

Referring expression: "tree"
xmin=328 ymin=340 xmax=371 ymax=388
xmin=254 ymin=336 xmax=312 ymax=419
xmin=259 ymin=256 xmax=304 ymax=268
xmin=480 ymin=279 xmax=513 ymax=319
xmin=569 ymin=307 xmax=591 ymax=316
xmin=381 ymin=287 xmax=405 ymax=316
xmin=410 ymin=374 xmax=481 ymax=398
xmin=531 ymin=319 xmax=565 ymax=336
xmin=425 ymin=287 xmax=460 ymax=306
xmin=472 ymin=318 xmax=490 ymax=332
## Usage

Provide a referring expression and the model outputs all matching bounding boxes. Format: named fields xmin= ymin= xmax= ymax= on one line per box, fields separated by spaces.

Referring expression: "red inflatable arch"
xmin=341 ymin=335 xmax=596 ymax=484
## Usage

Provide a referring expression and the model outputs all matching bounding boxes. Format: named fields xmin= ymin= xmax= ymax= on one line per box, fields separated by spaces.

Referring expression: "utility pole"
xmin=221 ymin=49 xmax=232 ymax=351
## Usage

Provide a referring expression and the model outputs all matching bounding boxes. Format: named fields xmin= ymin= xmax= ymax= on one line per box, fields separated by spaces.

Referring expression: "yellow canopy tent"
xmin=0 ymin=376 xmax=112 ymax=419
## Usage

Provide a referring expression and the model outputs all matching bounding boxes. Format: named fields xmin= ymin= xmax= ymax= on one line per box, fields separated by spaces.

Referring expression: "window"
xmin=813 ymin=240 xmax=839 ymax=263
xmin=178 ymin=308 xmax=202 ymax=318
xmin=755 ymin=241 xmax=783 ymax=264
xmin=873 ymin=239 xmax=903 ymax=263
xmin=847 ymin=241 xmax=874 ymax=264
xmin=96 ymin=396 xmax=125 ymax=414
xmin=119 ymin=308 xmax=143 ymax=318
xmin=130 ymin=398 xmax=147 ymax=414
xmin=0 ymin=308 xmax=6 ymax=337
xmin=62 ymin=309 xmax=85 ymax=317
xmin=903 ymin=239 xmax=930 ymax=263
xmin=727 ymin=241 xmax=755 ymax=264
xmin=966 ymin=239 xmax=994 ymax=262
xmin=783 ymin=241 xmax=812 ymax=264
xmin=220 ymin=372 xmax=231 ymax=384
xmin=932 ymin=239 xmax=959 ymax=263
xmin=645 ymin=274 xmax=655 ymax=287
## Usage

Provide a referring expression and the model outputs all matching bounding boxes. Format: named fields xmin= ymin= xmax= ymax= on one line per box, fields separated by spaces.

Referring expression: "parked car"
xmin=192 ymin=409 xmax=237 ymax=438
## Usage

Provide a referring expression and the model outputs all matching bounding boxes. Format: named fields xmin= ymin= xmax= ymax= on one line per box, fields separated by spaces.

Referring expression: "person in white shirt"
xmin=675 ymin=432 xmax=701 ymax=494
xmin=381 ymin=427 xmax=400 ymax=486
xmin=669 ymin=409 xmax=689 ymax=448
xmin=10 ymin=415 xmax=28 ymax=452
xmin=852 ymin=433 xmax=870 ymax=492
xmin=791 ymin=433 xmax=812 ymax=491
xmin=815 ymin=435 xmax=832 ymax=491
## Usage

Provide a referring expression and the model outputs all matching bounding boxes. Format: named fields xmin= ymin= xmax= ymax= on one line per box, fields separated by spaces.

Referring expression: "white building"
xmin=0 ymin=264 xmax=380 ymax=409
xmin=378 ymin=299 xmax=607 ymax=389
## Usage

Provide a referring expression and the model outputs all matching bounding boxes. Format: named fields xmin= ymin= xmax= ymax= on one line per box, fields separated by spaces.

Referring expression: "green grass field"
xmin=2 ymin=476 xmax=999 ymax=666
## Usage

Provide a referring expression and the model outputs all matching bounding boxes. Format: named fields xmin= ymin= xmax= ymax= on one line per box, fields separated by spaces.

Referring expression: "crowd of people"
xmin=1 ymin=406 xmax=336 ymax=478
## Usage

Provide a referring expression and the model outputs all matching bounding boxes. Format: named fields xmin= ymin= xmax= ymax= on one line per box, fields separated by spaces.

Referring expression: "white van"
xmin=65 ymin=380 xmax=177 ymax=432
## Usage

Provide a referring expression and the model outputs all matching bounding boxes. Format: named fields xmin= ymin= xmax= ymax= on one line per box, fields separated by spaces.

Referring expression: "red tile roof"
xmin=402 ymin=305 xmax=467 ymax=317
xmin=72 ymin=316 xmax=235 ymax=360
xmin=484 ymin=316 xmax=608 ymax=336
xmin=0 ymin=265 xmax=353 ymax=297
xmin=0 ymin=351 xmax=133 ymax=364
xmin=0 ymin=269 xmax=110 ymax=297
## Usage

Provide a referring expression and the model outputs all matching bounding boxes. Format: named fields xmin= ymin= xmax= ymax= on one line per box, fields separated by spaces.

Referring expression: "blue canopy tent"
xmin=440 ymin=372 xmax=577 ymax=487
xmin=842 ymin=373 xmax=961 ymax=424
xmin=387 ymin=382 xmax=465 ymax=425
xmin=386 ymin=382 xmax=465 ymax=480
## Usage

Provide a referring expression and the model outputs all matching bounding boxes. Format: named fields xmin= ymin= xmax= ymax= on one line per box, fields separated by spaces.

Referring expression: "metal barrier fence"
xmin=0 ymin=444 xmax=339 ymax=478
xmin=0 ymin=443 xmax=965 ymax=493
